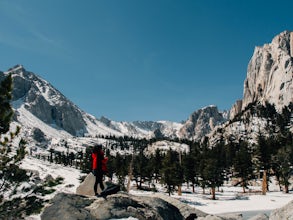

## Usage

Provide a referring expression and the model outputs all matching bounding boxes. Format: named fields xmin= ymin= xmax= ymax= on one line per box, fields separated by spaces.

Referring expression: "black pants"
xmin=93 ymin=170 xmax=104 ymax=194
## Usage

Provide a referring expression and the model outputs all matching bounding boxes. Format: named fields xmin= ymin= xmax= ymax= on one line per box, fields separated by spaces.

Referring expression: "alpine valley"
xmin=1 ymin=30 xmax=293 ymax=220
xmin=1 ymin=30 xmax=293 ymax=155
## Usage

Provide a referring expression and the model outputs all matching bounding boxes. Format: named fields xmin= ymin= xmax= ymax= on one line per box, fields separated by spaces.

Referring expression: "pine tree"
xmin=150 ymin=149 xmax=163 ymax=183
xmin=233 ymin=141 xmax=253 ymax=193
xmin=200 ymin=144 xmax=225 ymax=200
xmin=254 ymin=133 xmax=280 ymax=194
xmin=160 ymin=149 xmax=183 ymax=196
xmin=182 ymin=142 xmax=200 ymax=193
xmin=133 ymin=150 xmax=149 ymax=189
xmin=272 ymin=145 xmax=293 ymax=193
xmin=0 ymin=74 xmax=13 ymax=134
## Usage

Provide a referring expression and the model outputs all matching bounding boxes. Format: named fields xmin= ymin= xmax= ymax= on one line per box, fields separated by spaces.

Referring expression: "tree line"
xmin=32 ymin=101 xmax=293 ymax=199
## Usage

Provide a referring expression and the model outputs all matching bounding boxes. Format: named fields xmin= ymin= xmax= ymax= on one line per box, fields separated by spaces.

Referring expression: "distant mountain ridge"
xmin=0 ymin=64 xmax=227 ymax=145
xmin=2 ymin=31 xmax=292 ymax=149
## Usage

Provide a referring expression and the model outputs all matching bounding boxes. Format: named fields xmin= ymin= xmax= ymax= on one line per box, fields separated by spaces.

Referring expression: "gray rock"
xmin=179 ymin=106 xmax=227 ymax=141
xmin=269 ymin=200 xmax=293 ymax=220
xmin=41 ymin=192 xmax=185 ymax=220
xmin=248 ymin=213 xmax=269 ymax=220
xmin=76 ymin=173 xmax=104 ymax=196
xmin=41 ymin=193 xmax=94 ymax=220
xmin=242 ymin=30 xmax=293 ymax=112
xmin=198 ymin=213 xmax=243 ymax=220
xmin=88 ymin=193 xmax=184 ymax=220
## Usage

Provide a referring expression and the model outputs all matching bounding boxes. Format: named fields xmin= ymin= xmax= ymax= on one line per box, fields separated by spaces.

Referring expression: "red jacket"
xmin=92 ymin=150 xmax=108 ymax=172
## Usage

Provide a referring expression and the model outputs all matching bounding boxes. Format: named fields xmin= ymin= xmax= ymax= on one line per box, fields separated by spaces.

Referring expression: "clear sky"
xmin=0 ymin=0 xmax=293 ymax=122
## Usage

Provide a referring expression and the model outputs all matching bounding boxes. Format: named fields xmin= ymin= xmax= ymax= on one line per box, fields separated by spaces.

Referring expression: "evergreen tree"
xmin=160 ymin=149 xmax=183 ymax=196
xmin=133 ymin=150 xmax=149 ymax=189
xmin=182 ymin=142 xmax=200 ymax=193
xmin=233 ymin=141 xmax=253 ymax=193
xmin=254 ymin=133 xmax=279 ymax=194
xmin=114 ymin=153 xmax=129 ymax=190
xmin=0 ymin=74 xmax=13 ymax=134
xmin=272 ymin=145 xmax=293 ymax=193
xmin=200 ymin=144 xmax=225 ymax=200
xmin=0 ymin=74 xmax=27 ymax=197
xmin=150 ymin=149 xmax=163 ymax=183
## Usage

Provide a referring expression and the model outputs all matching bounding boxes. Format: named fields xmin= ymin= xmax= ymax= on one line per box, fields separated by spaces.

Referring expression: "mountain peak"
xmin=238 ymin=30 xmax=293 ymax=115
xmin=7 ymin=64 xmax=25 ymax=74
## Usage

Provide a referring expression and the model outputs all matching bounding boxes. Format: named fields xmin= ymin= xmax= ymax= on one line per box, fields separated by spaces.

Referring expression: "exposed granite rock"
xmin=88 ymin=193 xmax=184 ymax=220
xmin=269 ymin=199 xmax=293 ymax=220
xmin=248 ymin=213 xmax=269 ymax=220
xmin=8 ymin=65 xmax=87 ymax=136
xmin=242 ymin=30 xmax=293 ymax=112
xmin=41 ymin=193 xmax=94 ymax=220
xmin=41 ymin=192 xmax=185 ymax=220
xmin=179 ymin=106 xmax=227 ymax=141
xmin=76 ymin=173 xmax=96 ymax=196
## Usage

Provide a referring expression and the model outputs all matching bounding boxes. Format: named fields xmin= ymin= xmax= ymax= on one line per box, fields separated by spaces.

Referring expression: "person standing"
xmin=92 ymin=144 xmax=105 ymax=196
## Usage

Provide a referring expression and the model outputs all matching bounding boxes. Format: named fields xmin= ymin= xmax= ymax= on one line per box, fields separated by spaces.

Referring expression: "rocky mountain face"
xmin=213 ymin=31 xmax=293 ymax=144
xmin=4 ymin=31 xmax=292 ymax=147
xmin=1 ymin=65 xmax=224 ymax=147
xmin=179 ymin=105 xmax=228 ymax=141
xmin=231 ymin=31 xmax=293 ymax=118
xmin=9 ymin=65 xmax=87 ymax=136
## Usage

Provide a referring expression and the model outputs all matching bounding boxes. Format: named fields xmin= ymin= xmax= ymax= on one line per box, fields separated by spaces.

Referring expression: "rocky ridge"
xmin=231 ymin=30 xmax=293 ymax=118
xmin=179 ymin=105 xmax=227 ymax=141
xmin=0 ymin=65 xmax=226 ymax=150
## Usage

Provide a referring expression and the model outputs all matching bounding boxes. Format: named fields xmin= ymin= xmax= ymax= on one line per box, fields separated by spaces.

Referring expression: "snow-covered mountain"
xmin=4 ymin=31 xmax=292 ymax=150
xmin=0 ymin=64 xmax=227 ymax=150
xmin=179 ymin=105 xmax=228 ymax=141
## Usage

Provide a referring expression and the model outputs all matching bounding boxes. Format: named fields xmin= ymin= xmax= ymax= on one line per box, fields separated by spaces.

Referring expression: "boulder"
xmin=41 ymin=192 xmax=185 ymax=220
xmin=76 ymin=173 xmax=96 ymax=196
xmin=41 ymin=193 xmax=94 ymax=220
xmin=269 ymin=200 xmax=293 ymax=220
xmin=88 ymin=193 xmax=184 ymax=220
xmin=248 ymin=213 xmax=269 ymax=220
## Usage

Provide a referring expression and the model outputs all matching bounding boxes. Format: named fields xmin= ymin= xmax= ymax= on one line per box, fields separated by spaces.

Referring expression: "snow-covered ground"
xmin=130 ymin=184 xmax=293 ymax=216
xmin=20 ymin=156 xmax=293 ymax=219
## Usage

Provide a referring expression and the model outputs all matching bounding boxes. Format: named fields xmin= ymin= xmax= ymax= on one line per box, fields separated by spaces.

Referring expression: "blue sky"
xmin=0 ymin=0 xmax=293 ymax=122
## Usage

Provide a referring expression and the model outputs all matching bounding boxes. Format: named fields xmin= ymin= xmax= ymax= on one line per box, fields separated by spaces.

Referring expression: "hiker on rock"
xmin=92 ymin=144 xmax=107 ymax=196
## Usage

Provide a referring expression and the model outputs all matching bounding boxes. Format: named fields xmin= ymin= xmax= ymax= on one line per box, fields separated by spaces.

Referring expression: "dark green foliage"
xmin=133 ymin=150 xmax=151 ymax=188
xmin=160 ymin=149 xmax=183 ymax=195
xmin=45 ymin=176 xmax=64 ymax=187
xmin=272 ymin=145 xmax=293 ymax=193
xmin=81 ymin=147 xmax=92 ymax=173
xmin=233 ymin=141 xmax=253 ymax=192
xmin=0 ymin=74 xmax=13 ymax=134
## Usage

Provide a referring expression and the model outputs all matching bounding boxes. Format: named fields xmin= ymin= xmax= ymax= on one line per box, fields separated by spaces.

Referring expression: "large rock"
xmin=242 ymin=30 xmax=293 ymax=113
xmin=41 ymin=192 xmax=187 ymax=220
xmin=269 ymin=200 xmax=293 ymax=220
xmin=76 ymin=173 xmax=104 ymax=196
xmin=41 ymin=193 xmax=94 ymax=220
xmin=248 ymin=213 xmax=269 ymax=220
xmin=88 ymin=193 xmax=184 ymax=220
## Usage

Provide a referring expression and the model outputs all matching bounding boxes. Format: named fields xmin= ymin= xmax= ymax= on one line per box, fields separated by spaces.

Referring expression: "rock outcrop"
xmin=236 ymin=30 xmax=293 ymax=116
xmin=269 ymin=199 xmax=293 ymax=220
xmin=8 ymin=65 xmax=87 ymax=136
xmin=179 ymin=106 xmax=227 ymax=141
xmin=41 ymin=192 xmax=186 ymax=220
xmin=76 ymin=173 xmax=97 ymax=196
